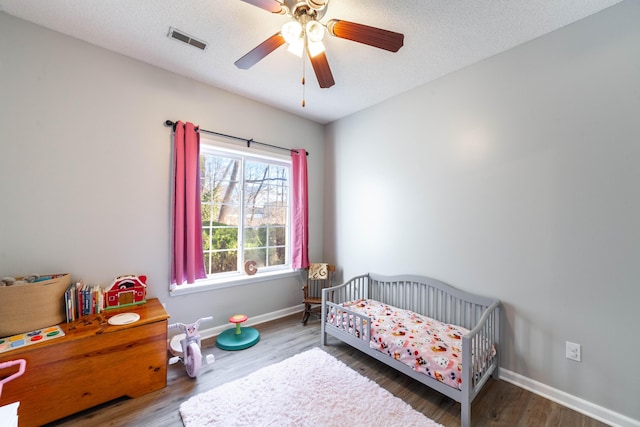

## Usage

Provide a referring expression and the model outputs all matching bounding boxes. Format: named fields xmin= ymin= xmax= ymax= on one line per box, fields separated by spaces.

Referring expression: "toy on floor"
xmin=0 ymin=358 xmax=26 ymax=397
xmin=215 ymin=314 xmax=260 ymax=351
xmin=0 ymin=358 xmax=26 ymax=425
xmin=168 ymin=317 xmax=214 ymax=378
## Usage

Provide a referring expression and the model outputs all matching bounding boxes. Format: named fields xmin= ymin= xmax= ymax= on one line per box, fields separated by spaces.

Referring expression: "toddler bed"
xmin=321 ymin=273 xmax=500 ymax=427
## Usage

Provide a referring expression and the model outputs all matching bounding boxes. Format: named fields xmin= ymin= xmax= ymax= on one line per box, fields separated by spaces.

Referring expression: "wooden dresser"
xmin=0 ymin=298 xmax=169 ymax=426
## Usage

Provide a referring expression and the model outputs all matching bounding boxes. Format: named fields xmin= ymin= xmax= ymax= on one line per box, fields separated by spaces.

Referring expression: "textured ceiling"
xmin=0 ymin=0 xmax=623 ymax=124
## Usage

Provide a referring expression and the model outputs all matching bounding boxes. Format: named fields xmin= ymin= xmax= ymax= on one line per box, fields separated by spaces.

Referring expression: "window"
xmin=199 ymin=140 xmax=291 ymax=282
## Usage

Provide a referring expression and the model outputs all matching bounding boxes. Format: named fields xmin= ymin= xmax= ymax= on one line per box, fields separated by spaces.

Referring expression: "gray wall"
xmin=0 ymin=13 xmax=325 ymax=327
xmin=325 ymin=1 xmax=639 ymax=422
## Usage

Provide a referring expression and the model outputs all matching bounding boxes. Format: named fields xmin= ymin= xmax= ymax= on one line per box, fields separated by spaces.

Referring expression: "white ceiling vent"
xmin=167 ymin=27 xmax=207 ymax=51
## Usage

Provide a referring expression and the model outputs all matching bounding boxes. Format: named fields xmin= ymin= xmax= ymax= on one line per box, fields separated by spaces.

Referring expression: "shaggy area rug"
xmin=179 ymin=347 xmax=443 ymax=427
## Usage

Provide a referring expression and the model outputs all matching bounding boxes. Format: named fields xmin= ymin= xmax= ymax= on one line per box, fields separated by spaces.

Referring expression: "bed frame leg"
xmin=461 ymin=402 xmax=471 ymax=427
xmin=492 ymin=365 xmax=500 ymax=380
xmin=320 ymin=322 xmax=327 ymax=346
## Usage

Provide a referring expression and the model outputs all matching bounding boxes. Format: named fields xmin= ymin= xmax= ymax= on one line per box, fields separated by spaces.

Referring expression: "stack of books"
xmin=64 ymin=280 xmax=105 ymax=322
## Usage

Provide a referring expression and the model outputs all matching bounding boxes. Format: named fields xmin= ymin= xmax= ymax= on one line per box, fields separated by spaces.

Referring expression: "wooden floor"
xmin=46 ymin=314 xmax=607 ymax=427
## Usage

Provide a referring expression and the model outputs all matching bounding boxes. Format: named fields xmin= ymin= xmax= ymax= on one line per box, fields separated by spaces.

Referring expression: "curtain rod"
xmin=164 ymin=120 xmax=308 ymax=156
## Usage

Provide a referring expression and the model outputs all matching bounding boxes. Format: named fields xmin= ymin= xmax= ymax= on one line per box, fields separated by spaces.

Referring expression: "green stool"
xmin=216 ymin=314 xmax=260 ymax=351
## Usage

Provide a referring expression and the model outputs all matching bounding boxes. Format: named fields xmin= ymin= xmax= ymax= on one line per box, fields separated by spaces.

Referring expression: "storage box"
xmin=0 ymin=274 xmax=71 ymax=337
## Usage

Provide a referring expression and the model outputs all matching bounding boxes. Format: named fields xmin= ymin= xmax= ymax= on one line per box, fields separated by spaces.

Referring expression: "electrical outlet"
xmin=566 ymin=341 xmax=581 ymax=362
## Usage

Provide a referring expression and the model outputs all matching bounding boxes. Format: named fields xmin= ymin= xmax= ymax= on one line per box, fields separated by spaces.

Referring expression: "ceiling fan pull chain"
xmin=301 ymin=52 xmax=306 ymax=107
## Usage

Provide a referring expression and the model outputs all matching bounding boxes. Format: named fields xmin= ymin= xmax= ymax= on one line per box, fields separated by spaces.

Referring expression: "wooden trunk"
xmin=0 ymin=298 xmax=169 ymax=427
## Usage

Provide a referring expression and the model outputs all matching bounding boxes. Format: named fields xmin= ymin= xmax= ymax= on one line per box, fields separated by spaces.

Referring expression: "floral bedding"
xmin=335 ymin=299 xmax=476 ymax=390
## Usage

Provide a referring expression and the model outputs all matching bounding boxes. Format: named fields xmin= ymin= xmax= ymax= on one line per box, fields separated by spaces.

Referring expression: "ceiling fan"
xmin=235 ymin=0 xmax=404 ymax=91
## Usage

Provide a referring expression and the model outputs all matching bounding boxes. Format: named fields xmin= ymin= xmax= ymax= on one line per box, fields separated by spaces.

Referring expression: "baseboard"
xmin=198 ymin=305 xmax=303 ymax=341
xmin=499 ymin=368 xmax=640 ymax=427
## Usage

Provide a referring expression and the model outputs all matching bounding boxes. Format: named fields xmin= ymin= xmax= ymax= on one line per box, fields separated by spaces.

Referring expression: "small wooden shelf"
xmin=0 ymin=298 xmax=169 ymax=426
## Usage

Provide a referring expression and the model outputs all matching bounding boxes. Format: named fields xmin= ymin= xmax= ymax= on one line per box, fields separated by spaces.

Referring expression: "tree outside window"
xmin=200 ymin=145 xmax=290 ymax=277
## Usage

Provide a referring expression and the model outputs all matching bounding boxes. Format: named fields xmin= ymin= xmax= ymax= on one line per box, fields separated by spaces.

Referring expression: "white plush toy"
xmin=1 ymin=275 xmax=40 ymax=286
xmin=1 ymin=276 xmax=16 ymax=286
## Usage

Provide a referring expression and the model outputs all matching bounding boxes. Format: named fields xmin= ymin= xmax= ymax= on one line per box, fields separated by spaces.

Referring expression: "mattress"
xmin=336 ymin=299 xmax=485 ymax=390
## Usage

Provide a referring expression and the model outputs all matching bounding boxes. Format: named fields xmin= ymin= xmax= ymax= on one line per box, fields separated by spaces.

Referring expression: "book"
xmin=65 ymin=280 xmax=106 ymax=321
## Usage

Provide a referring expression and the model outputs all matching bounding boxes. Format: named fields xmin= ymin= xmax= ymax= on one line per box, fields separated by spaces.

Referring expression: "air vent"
xmin=167 ymin=27 xmax=207 ymax=51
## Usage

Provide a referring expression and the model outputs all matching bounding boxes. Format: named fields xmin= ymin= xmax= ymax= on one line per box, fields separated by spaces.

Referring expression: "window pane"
xmin=267 ymin=226 xmax=285 ymax=246
xmin=207 ymin=250 xmax=237 ymax=274
xmin=215 ymin=205 xmax=240 ymax=226
xmin=202 ymin=204 xmax=240 ymax=226
xmin=244 ymin=248 xmax=266 ymax=268
xmin=245 ymin=181 xmax=263 ymax=204
xmin=210 ymin=226 xmax=238 ymax=249
xmin=244 ymin=226 xmax=265 ymax=248
xmin=211 ymin=181 xmax=240 ymax=205
xmin=244 ymin=205 xmax=266 ymax=227
xmin=202 ymin=158 xmax=240 ymax=200
xmin=268 ymin=247 xmax=286 ymax=266
xmin=204 ymin=252 xmax=211 ymax=274
xmin=202 ymin=229 xmax=212 ymax=251
xmin=264 ymin=204 xmax=286 ymax=225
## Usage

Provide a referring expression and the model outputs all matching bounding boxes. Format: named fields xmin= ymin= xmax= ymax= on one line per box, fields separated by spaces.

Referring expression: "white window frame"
xmin=170 ymin=136 xmax=297 ymax=296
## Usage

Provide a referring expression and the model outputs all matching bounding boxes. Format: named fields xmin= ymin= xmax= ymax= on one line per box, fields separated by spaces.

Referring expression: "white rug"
xmin=180 ymin=347 xmax=443 ymax=427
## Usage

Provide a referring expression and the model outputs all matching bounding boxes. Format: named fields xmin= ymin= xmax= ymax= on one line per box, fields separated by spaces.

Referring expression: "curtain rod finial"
xmin=164 ymin=120 xmax=174 ymax=127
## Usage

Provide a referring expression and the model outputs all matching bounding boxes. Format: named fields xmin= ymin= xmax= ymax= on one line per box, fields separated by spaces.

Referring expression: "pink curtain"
xmin=171 ymin=121 xmax=206 ymax=285
xmin=291 ymin=149 xmax=309 ymax=269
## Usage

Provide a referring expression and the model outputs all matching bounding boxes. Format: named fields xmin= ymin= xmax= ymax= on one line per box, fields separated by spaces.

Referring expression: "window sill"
xmin=169 ymin=269 xmax=300 ymax=296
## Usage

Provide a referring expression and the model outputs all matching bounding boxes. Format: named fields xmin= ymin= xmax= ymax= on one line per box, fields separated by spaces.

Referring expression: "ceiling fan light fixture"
xmin=287 ymin=38 xmax=305 ymax=57
xmin=306 ymin=20 xmax=324 ymax=42
xmin=281 ymin=21 xmax=303 ymax=45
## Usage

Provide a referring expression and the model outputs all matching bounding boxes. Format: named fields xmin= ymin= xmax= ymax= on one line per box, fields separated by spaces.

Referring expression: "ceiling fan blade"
xmin=235 ymin=33 xmax=286 ymax=70
xmin=307 ymin=50 xmax=335 ymax=89
xmin=239 ymin=0 xmax=284 ymax=14
xmin=327 ymin=19 xmax=404 ymax=52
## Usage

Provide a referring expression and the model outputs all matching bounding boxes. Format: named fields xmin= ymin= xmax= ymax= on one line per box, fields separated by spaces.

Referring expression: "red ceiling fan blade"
xmin=235 ymin=33 xmax=286 ymax=70
xmin=327 ymin=19 xmax=404 ymax=52
xmin=239 ymin=0 xmax=284 ymax=14
xmin=307 ymin=49 xmax=335 ymax=89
